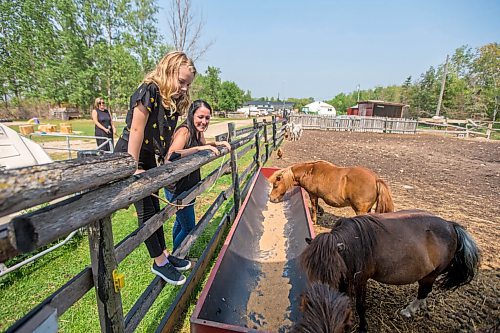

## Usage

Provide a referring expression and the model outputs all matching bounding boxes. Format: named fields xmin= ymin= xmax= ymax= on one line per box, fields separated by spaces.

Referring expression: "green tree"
xmin=199 ymin=66 xmax=221 ymax=109
xmin=471 ymin=43 xmax=499 ymax=119
xmin=218 ymin=81 xmax=244 ymax=111
xmin=326 ymin=93 xmax=356 ymax=114
xmin=243 ymin=90 xmax=252 ymax=102
xmin=287 ymin=97 xmax=314 ymax=112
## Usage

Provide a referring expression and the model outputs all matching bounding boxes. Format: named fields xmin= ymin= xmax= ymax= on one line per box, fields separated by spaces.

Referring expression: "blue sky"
xmin=156 ymin=0 xmax=499 ymax=101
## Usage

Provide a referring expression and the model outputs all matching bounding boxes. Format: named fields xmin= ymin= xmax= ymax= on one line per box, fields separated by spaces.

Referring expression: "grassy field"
xmin=0 ymin=142 xmax=259 ymax=332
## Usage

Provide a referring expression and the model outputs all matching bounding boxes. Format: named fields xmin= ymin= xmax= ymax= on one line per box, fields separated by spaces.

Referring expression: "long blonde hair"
xmin=144 ymin=51 xmax=196 ymax=115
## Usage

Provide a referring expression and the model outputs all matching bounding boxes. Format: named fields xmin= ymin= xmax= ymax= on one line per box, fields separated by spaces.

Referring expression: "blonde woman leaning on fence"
xmin=114 ymin=51 xmax=196 ymax=285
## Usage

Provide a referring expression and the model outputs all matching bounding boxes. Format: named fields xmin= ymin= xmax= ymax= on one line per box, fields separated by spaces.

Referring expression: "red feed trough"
xmin=191 ymin=167 xmax=315 ymax=333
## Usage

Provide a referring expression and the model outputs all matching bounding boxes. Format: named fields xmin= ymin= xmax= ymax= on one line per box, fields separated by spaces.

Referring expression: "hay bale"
xmin=19 ymin=124 xmax=34 ymax=135
xmin=38 ymin=124 xmax=57 ymax=133
xmin=60 ymin=124 xmax=72 ymax=134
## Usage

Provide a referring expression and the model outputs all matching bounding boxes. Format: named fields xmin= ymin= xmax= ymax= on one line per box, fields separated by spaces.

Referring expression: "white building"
xmin=301 ymin=101 xmax=336 ymax=116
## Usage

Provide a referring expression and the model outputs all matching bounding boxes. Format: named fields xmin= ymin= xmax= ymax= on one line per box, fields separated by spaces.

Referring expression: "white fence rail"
xmin=289 ymin=115 xmax=417 ymax=134
xmin=417 ymin=119 xmax=499 ymax=139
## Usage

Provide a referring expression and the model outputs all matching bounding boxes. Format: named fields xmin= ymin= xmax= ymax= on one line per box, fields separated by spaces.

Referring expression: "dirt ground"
xmin=269 ymin=130 xmax=499 ymax=333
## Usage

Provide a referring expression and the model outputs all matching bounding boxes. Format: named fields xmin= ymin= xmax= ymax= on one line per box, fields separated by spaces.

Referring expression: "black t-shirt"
xmin=120 ymin=82 xmax=178 ymax=159
xmin=165 ymin=124 xmax=202 ymax=196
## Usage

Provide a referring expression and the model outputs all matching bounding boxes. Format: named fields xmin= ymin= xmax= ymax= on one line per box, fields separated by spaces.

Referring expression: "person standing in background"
xmin=92 ymin=97 xmax=116 ymax=152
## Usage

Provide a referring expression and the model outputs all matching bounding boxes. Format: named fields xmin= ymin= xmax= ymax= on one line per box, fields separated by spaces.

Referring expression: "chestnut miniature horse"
xmin=269 ymin=160 xmax=394 ymax=223
xmin=300 ymin=210 xmax=481 ymax=332
xmin=291 ymin=282 xmax=353 ymax=333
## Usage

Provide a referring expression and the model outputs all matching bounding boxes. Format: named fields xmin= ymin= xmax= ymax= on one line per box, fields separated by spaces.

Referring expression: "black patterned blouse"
xmin=120 ymin=82 xmax=179 ymax=160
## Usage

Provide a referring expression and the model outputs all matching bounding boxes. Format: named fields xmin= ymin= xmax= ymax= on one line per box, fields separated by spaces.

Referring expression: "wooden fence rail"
xmin=417 ymin=119 xmax=499 ymax=139
xmin=1 ymin=117 xmax=285 ymax=333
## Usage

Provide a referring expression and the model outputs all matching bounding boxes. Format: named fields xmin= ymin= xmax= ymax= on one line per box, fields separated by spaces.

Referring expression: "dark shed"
xmin=49 ymin=107 xmax=80 ymax=121
xmin=357 ymin=100 xmax=409 ymax=118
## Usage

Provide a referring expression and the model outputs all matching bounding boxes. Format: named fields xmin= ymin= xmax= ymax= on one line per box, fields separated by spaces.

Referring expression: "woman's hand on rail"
xmin=133 ymin=169 xmax=145 ymax=175
xmin=214 ymin=141 xmax=231 ymax=151
xmin=200 ymin=145 xmax=221 ymax=156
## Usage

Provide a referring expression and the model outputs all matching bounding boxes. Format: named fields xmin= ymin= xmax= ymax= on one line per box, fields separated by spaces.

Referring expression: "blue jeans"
xmin=164 ymin=189 xmax=196 ymax=251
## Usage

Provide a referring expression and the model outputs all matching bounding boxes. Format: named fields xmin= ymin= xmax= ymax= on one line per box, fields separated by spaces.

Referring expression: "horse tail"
xmin=440 ymin=223 xmax=481 ymax=290
xmin=375 ymin=179 xmax=394 ymax=213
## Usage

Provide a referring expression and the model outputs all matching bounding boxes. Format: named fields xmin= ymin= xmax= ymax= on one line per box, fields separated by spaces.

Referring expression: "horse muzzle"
xmin=269 ymin=196 xmax=283 ymax=203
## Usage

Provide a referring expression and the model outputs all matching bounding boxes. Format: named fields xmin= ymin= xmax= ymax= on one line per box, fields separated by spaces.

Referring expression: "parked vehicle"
xmin=0 ymin=123 xmax=52 ymax=169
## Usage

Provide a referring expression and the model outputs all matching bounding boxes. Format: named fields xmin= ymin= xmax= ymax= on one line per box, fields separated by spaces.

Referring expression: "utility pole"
xmin=435 ymin=54 xmax=449 ymax=118
xmin=357 ymin=84 xmax=360 ymax=102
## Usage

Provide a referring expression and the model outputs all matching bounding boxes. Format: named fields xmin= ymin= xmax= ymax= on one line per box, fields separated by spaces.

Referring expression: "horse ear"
xmin=336 ymin=242 xmax=345 ymax=252
xmin=305 ymin=237 xmax=312 ymax=244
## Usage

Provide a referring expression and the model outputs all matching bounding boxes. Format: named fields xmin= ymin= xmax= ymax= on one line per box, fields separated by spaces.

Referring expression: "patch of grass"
xmin=0 ymin=141 xmax=264 ymax=332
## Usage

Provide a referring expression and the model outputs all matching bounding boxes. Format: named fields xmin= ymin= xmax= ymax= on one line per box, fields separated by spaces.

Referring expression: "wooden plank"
xmin=9 ymin=147 xmax=233 ymax=254
xmin=240 ymin=168 xmax=256 ymax=201
xmin=230 ymin=129 xmax=257 ymax=147
xmin=88 ymin=216 xmax=124 ymax=333
xmin=115 ymin=160 xmax=230 ymax=263
xmin=124 ymin=189 xmax=232 ymax=332
xmin=124 ymin=276 xmax=165 ymax=333
xmin=157 ymin=212 xmax=232 ymax=333
xmin=228 ymin=123 xmax=241 ymax=215
xmin=12 ymin=305 xmax=58 ymax=333
xmin=173 ymin=191 xmax=228 ymax=258
xmin=114 ymin=204 xmax=176 ymax=263
xmin=253 ymin=119 xmax=261 ymax=167
xmin=272 ymin=115 xmax=277 ymax=149
xmin=0 ymin=153 xmax=136 ymax=218
xmin=236 ymin=142 xmax=255 ymax=159
xmin=240 ymin=161 xmax=256 ymax=185
xmin=235 ymin=126 xmax=254 ymax=137
xmin=262 ymin=120 xmax=269 ymax=161
xmin=215 ymin=125 xmax=254 ymax=142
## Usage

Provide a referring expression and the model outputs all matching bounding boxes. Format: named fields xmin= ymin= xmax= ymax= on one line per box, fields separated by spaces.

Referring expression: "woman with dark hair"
xmin=165 ymin=99 xmax=231 ymax=250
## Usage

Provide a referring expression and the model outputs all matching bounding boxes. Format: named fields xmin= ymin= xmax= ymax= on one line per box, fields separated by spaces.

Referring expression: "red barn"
xmin=355 ymin=100 xmax=410 ymax=118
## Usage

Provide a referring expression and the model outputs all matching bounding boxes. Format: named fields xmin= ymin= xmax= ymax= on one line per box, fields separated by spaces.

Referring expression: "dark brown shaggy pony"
xmin=300 ymin=210 xmax=481 ymax=333
xmin=291 ymin=282 xmax=354 ymax=333
xmin=269 ymin=160 xmax=394 ymax=223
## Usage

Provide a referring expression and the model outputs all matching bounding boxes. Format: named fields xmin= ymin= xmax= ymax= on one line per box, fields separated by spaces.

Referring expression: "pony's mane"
xmin=300 ymin=214 xmax=386 ymax=296
xmin=291 ymin=283 xmax=352 ymax=333
xmin=269 ymin=167 xmax=295 ymax=191
xmin=331 ymin=215 xmax=385 ymax=290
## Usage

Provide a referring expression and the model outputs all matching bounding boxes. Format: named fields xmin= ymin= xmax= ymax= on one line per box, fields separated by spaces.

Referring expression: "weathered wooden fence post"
xmin=228 ymin=122 xmax=241 ymax=215
xmin=253 ymin=118 xmax=261 ymax=167
xmin=486 ymin=122 xmax=492 ymax=140
xmin=262 ymin=119 xmax=269 ymax=163
xmin=88 ymin=216 xmax=125 ymax=333
xmin=272 ymin=115 xmax=277 ymax=149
